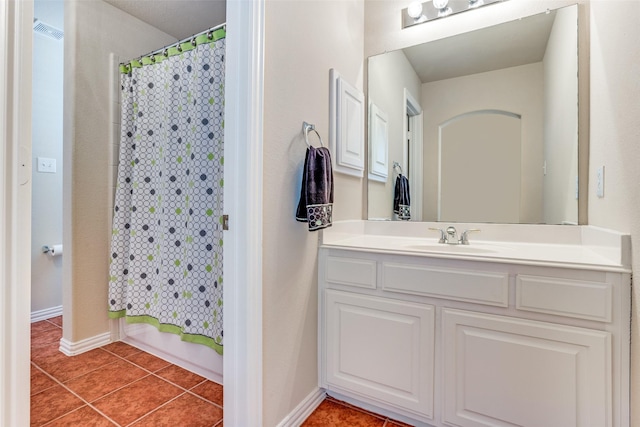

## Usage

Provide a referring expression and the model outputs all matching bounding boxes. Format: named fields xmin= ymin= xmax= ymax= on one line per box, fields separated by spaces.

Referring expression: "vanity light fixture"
xmin=407 ymin=1 xmax=424 ymax=19
xmin=402 ymin=0 xmax=507 ymax=29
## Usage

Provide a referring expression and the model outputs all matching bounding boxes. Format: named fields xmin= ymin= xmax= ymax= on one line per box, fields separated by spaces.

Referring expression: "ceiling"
xmin=102 ymin=0 xmax=226 ymax=40
xmin=402 ymin=9 xmax=557 ymax=83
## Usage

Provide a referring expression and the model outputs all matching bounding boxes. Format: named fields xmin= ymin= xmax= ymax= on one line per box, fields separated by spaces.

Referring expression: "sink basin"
xmin=403 ymin=243 xmax=505 ymax=254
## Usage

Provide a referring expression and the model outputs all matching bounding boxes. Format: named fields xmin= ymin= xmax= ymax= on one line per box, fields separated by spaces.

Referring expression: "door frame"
xmin=1 ymin=0 xmax=33 ymax=425
xmin=223 ymin=0 xmax=265 ymax=425
xmin=2 ymin=0 xmax=265 ymax=425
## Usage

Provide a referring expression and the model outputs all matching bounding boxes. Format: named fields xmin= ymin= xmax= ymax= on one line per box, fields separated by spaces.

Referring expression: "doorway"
xmin=2 ymin=0 xmax=265 ymax=425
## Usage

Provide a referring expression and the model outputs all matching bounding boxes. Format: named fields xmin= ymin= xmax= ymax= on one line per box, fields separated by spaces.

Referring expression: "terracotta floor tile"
xmin=385 ymin=420 xmax=415 ymax=427
xmin=31 ymin=320 xmax=60 ymax=336
xmin=37 ymin=348 xmax=119 ymax=382
xmin=126 ymin=351 xmax=172 ymax=372
xmin=326 ymin=396 xmax=391 ymax=421
xmin=190 ymin=380 xmax=223 ymax=406
xmin=64 ymin=359 xmax=149 ymax=402
xmin=302 ymin=400 xmax=386 ymax=427
xmin=43 ymin=405 xmax=115 ymax=427
xmin=31 ymin=341 xmax=68 ymax=369
xmin=130 ymin=393 xmax=223 ymax=427
xmin=31 ymin=365 xmax=57 ymax=396
xmin=30 ymin=384 xmax=84 ymax=426
xmin=101 ymin=341 xmax=142 ymax=358
xmin=156 ymin=364 xmax=205 ymax=389
xmin=92 ymin=375 xmax=183 ymax=426
xmin=47 ymin=316 xmax=63 ymax=327
xmin=31 ymin=323 xmax=62 ymax=353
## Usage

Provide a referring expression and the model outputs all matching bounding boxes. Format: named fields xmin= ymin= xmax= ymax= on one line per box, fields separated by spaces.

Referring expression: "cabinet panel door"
xmin=442 ymin=309 xmax=611 ymax=427
xmin=325 ymin=290 xmax=435 ymax=419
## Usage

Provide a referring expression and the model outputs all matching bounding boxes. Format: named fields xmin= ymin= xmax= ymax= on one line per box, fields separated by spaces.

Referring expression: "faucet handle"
xmin=428 ymin=227 xmax=447 ymax=244
xmin=460 ymin=228 xmax=481 ymax=245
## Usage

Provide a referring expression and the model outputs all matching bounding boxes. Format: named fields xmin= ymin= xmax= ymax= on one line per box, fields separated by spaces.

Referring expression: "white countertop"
xmin=321 ymin=221 xmax=631 ymax=272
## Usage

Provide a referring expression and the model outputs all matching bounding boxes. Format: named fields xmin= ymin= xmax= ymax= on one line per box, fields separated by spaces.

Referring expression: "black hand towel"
xmin=393 ymin=174 xmax=411 ymax=220
xmin=296 ymin=146 xmax=334 ymax=231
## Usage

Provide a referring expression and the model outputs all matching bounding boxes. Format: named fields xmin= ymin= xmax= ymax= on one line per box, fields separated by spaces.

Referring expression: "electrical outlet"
xmin=37 ymin=157 xmax=56 ymax=173
xmin=596 ymin=166 xmax=605 ymax=198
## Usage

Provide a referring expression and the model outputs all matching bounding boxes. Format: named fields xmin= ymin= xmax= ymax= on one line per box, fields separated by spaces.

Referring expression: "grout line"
xmin=183 ymin=387 xmax=223 ymax=409
xmin=31 ymin=362 xmax=121 ymax=426
xmin=30 ymin=363 xmax=61 ymax=397
xmin=40 ymin=405 xmax=118 ymax=427
xmin=32 ymin=330 xmax=225 ymax=427
xmin=122 ymin=391 xmax=189 ymax=427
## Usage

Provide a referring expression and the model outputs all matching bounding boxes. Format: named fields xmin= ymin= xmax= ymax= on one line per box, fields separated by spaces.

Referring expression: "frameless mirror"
xmin=367 ymin=5 xmax=579 ymax=225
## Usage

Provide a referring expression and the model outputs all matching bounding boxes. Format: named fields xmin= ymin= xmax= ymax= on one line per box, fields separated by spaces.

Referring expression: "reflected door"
xmin=439 ymin=111 xmax=521 ymax=223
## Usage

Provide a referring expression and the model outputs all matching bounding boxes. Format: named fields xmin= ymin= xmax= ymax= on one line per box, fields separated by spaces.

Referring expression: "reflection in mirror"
xmin=367 ymin=5 xmax=578 ymax=225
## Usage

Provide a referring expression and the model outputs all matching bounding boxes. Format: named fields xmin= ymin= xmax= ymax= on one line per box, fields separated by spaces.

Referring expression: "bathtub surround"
xmin=63 ymin=0 xmax=177 ymax=347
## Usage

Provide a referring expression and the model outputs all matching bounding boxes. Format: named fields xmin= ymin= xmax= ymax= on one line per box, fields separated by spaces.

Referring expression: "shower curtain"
xmin=108 ymin=28 xmax=225 ymax=355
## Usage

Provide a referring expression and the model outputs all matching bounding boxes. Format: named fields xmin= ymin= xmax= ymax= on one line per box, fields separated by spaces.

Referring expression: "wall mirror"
xmin=367 ymin=5 xmax=580 ymax=225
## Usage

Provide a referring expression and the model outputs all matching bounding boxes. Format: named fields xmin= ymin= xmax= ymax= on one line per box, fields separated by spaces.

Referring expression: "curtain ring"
xmin=303 ymin=122 xmax=324 ymax=148
xmin=150 ymin=55 xmax=155 ymax=63
xmin=207 ymin=31 xmax=213 ymax=40
xmin=177 ymin=45 xmax=183 ymax=52
xmin=191 ymin=38 xmax=197 ymax=46
xmin=163 ymin=49 xmax=169 ymax=57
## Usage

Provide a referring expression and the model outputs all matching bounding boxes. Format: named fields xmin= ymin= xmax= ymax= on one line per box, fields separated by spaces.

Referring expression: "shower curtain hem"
xmin=108 ymin=311 xmax=223 ymax=355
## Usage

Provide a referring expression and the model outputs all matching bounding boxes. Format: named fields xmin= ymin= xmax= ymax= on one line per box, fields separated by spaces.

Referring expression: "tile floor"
xmin=31 ymin=317 xmax=223 ymax=426
xmin=301 ymin=397 xmax=414 ymax=427
xmin=32 ymin=317 xmax=413 ymax=426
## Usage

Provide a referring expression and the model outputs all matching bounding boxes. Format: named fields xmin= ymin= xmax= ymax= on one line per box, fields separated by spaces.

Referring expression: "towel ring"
xmin=303 ymin=122 xmax=325 ymax=148
xmin=393 ymin=161 xmax=403 ymax=175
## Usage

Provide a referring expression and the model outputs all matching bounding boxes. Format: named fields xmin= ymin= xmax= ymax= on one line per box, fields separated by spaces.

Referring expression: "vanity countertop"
xmin=320 ymin=221 xmax=631 ymax=272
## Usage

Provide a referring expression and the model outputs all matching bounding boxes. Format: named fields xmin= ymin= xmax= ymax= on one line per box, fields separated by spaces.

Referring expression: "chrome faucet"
xmin=429 ymin=226 xmax=480 ymax=245
xmin=446 ymin=226 xmax=458 ymax=244
xmin=459 ymin=228 xmax=481 ymax=245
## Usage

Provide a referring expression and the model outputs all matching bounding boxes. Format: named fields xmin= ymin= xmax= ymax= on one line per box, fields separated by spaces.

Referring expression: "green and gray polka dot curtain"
xmin=108 ymin=29 xmax=225 ymax=355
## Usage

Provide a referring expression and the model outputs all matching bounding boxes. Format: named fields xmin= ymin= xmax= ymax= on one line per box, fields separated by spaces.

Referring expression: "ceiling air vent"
xmin=33 ymin=19 xmax=64 ymax=40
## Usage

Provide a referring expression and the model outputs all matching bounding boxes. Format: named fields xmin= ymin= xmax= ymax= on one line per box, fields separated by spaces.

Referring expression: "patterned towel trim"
xmin=395 ymin=204 xmax=411 ymax=220
xmin=305 ymin=203 xmax=333 ymax=231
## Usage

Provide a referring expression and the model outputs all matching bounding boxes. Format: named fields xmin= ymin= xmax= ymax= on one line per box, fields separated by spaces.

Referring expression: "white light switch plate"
xmin=37 ymin=157 xmax=56 ymax=173
xmin=596 ymin=166 xmax=605 ymax=198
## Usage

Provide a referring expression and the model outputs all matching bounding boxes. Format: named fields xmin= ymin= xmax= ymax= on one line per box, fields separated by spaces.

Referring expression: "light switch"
xmin=37 ymin=157 xmax=56 ymax=173
xmin=596 ymin=166 xmax=605 ymax=198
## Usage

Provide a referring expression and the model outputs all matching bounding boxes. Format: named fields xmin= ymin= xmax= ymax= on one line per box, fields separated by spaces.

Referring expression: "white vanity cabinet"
xmin=318 ymin=247 xmax=630 ymax=427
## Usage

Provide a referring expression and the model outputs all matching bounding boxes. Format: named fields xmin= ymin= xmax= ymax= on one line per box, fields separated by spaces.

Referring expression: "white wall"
xmin=586 ymin=2 xmax=640 ymax=424
xmin=543 ymin=5 xmax=579 ymax=225
xmin=421 ymin=63 xmax=544 ymax=223
xmin=262 ymin=1 xmax=364 ymax=425
xmin=31 ymin=0 xmax=64 ymax=314
xmin=64 ymin=0 xmax=176 ymax=341
xmin=367 ymin=50 xmax=421 ymax=220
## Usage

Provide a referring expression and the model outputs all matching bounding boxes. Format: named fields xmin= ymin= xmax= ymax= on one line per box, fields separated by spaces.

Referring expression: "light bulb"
xmin=407 ymin=1 xmax=423 ymax=19
xmin=433 ymin=0 xmax=449 ymax=10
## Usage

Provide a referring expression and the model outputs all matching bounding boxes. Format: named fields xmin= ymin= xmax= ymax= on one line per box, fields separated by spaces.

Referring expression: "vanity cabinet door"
xmin=324 ymin=289 xmax=435 ymax=420
xmin=442 ymin=309 xmax=611 ymax=427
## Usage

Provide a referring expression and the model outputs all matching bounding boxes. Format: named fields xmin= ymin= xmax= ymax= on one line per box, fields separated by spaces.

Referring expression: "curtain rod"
xmin=120 ymin=22 xmax=226 ymax=66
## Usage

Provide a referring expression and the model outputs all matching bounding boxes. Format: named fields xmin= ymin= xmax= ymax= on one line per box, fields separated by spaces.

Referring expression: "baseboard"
xmin=276 ymin=388 xmax=325 ymax=427
xmin=59 ymin=332 xmax=112 ymax=356
xmin=31 ymin=305 xmax=63 ymax=323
